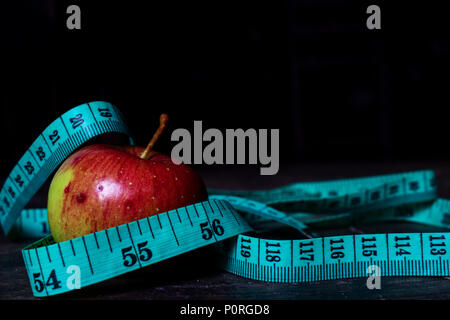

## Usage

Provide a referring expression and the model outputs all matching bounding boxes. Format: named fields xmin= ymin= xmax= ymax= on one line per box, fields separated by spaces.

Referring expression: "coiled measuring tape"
xmin=2 ymin=101 xmax=450 ymax=297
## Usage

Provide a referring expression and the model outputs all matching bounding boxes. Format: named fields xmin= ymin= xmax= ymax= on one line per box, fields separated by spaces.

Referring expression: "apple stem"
xmin=140 ymin=113 xmax=169 ymax=160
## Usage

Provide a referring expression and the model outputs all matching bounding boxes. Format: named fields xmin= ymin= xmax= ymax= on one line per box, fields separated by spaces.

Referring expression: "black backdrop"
xmin=2 ymin=1 xmax=449 ymax=177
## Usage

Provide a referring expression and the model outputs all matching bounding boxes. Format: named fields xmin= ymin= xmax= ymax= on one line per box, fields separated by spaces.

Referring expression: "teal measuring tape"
xmin=0 ymin=101 xmax=133 ymax=236
xmin=22 ymin=200 xmax=251 ymax=297
xmin=2 ymin=101 xmax=450 ymax=297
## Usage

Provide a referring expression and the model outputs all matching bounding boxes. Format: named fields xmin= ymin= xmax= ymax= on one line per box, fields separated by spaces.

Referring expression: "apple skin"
xmin=47 ymin=144 xmax=208 ymax=242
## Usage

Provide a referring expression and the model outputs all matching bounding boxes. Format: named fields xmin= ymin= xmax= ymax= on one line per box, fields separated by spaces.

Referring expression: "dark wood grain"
xmin=2 ymin=161 xmax=450 ymax=300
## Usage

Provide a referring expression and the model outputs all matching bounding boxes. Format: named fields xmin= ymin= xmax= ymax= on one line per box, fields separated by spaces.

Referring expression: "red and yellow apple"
xmin=47 ymin=114 xmax=207 ymax=242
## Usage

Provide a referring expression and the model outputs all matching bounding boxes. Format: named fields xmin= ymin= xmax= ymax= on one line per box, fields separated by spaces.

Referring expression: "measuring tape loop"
xmin=3 ymin=101 xmax=450 ymax=297
xmin=22 ymin=199 xmax=251 ymax=297
xmin=209 ymin=170 xmax=437 ymax=215
xmin=208 ymin=195 xmax=308 ymax=233
xmin=0 ymin=101 xmax=133 ymax=236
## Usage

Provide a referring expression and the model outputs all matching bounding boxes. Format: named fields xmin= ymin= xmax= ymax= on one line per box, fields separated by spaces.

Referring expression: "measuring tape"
xmin=21 ymin=199 xmax=251 ymax=296
xmin=2 ymin=101 xmax=450 ymax=297
xmin=0 ymin=101 xmax=133 ymax=236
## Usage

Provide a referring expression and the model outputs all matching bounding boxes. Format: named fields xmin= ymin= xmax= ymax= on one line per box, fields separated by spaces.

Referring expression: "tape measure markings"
xmin=166 ymin=209 xmax=180 ymax=246
xmin=209 ymin=170 xmax=436 ymax=207
xmin=0 ymin=101 xmax=132 ymax=235
xmin=219 ymin=232 xmax=450 ymax=283
xmin=209 ymin=177 xmax=437 ymax=228
xmin=209 ymin=181 xmax=439 ymax=234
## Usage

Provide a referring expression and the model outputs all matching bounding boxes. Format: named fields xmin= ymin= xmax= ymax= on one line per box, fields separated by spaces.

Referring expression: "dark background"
xmin=2 ymin=0 xmax=449 ymax=177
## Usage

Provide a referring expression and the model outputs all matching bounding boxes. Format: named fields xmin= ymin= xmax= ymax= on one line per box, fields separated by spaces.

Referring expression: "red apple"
xmin=47 ymin=114 xmax=207 ymax=242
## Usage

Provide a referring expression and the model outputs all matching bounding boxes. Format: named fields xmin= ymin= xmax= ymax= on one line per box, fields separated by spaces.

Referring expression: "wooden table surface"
xmin=2 ymin=161 xmax=450 ymax=300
